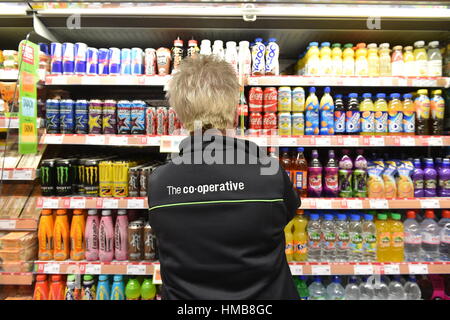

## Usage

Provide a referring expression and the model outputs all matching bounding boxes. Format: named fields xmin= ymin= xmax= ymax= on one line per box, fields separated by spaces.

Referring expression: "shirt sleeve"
xmin=282 ymin=169 xmax=301 ymax=223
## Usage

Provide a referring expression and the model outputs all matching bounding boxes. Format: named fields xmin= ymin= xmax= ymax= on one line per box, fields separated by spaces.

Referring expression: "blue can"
xmin=131 ymin=48 xmax=143 ymax=75
xmin=75 ymin=100 xmax=89 ymax=134
xmin=98 ymin=48 xmax=110 ymax=75
xmin=86 ymin=47 xmax=99 ymax=75
xmin=39 ymin=43 xmax=49 ymax=55
xmin=62 ymin=42 xmax=75 ymax=74
xmin=117 ymin=100 xmax=132 ymax=134
xmin=45 ymin=99 xmax=60 ymax=133
xmin=131 ymin=100 xmax=146 ymax=134
xmin=59 ymin=99 xmax=75 ymax=133
xmin=109 ymin=48 xmax=121 ymax=75
xmin=74 ymin=42 xmax=87 ymax=74
xmin=50 ymin=42 xmax=63 ymax=74
xmin=120 ymin=48 xmax=132 ymax=75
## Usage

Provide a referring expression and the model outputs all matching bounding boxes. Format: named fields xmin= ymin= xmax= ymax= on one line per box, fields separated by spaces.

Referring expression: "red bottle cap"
xmin=188 ymin=39 xmax=198 ymax=47
xmin=406 ymin=210 xmax=416 ymax=219
xmin=425 ymin=210 xmax=435 ymax=219
xmin=442 ymin=210 xmax=450 ymax=219
xmin=51 ymin=275 xmax=62 ymax=282
xmin=174 ymin=38 xmax=184 ymax=47
xmin=36 ymin=275 xmax=47 ymax=281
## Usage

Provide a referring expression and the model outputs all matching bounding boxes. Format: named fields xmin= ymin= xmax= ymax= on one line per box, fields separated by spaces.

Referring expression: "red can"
xmin=263 ymin=111 xmax=277 ymax=135
xmin=156 ymin=107 xmax=168 ymax=135
xmin=263 ymin=87 xmax=278 ymax=112
xmin=249 ymin=111 xmax=263 ymax=130
xmin=249 ymin=87 xmax=263 ymax=112
xmin=168 ymin=107 xmax=177 ymax=135
xmin=145 ymin=107 xmax=157 ymax=135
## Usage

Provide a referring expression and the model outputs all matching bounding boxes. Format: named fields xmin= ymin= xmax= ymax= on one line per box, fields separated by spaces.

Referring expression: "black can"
xmin=40 ymin=159 xmax=57 ymax=196
xmin=67 ymin=158 xmax=79 ymax=194
xmin=128 ymin=166 xmax=140 ymax=197
xmin=55 ymin=159 xmax=73 ymax=196
xmin=77 ymin=159 xmax=86 ymax=195
xmin=84 ymin=159 xmax=99 ymax=196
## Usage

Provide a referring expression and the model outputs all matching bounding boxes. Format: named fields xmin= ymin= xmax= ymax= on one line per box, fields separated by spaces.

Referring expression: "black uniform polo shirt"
xmin=149 ymin=132 xmax=300 ymax=300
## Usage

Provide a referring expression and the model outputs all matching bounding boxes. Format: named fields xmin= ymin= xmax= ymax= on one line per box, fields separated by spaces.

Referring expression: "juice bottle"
xmin=391 ymin=45 xmax=404 ymax=76
xmin=389 ymin=213 xmax=405 ymax=262
xmin=306 ymin=42 xmax=320 ymax=75
xmin=319 ymin=42 xmax=332 ymax=75
xmin=353 ymin=151 xmax=368 ymax=198
xmin=291 ymin=147 xmax=308 ymax=197
xmin=125 ymin=278 xmax=141 ymax=300
xmin=413 ymin=40 xmax=428 ymax=76
xmin=64 ymin=274 xmax=81 ymax=300
xmin=388 ymin=93 xmax=403 ymax=135
xmin=319 ymin=86 xmax=335 ymax=135
xmin=141 ymin=278 xmax=157 ymax=300
xmin=96 ymin=275 xmax=111 ymax=300
xmin=379 ymin=43 xmax=392 ymax=76
xmin=367 ymin=43 xmax=380 ymax=77
xmin=53 ymin=209 xmax=70 ymax=261
xmin=38 ymin=209 xmax=54 ymax=260
xmin=111 ymin=275 xmax=125 ymax=300
xmin=430 ymin=89 xmax=445 ymax=135
xmin=427 ymin=41 xmax=442 ymax=76
xmin=415 ymin=89 xmax=430 ymax=135
xmin=376 ymin=213 xmax=390 ymax=262
xmin=70 ymin=209 xmax=86 ymax=261
xmin=293 ymin=212 xmax=308 ymax=261
xmin=280 ymin=147 xmax=292 ymax=180
xmin=334 ymin=94 xmax=346 ymax=134
xmin=331 ymin=43 xmax=343 ymax=75
xmin=324 ymin=150 xmax=339 ymax=197
xmin=359 ymin=93 xmax=375 ymax=135
xmin=346 ymin=93 xmax=360 ymax=134
xmin=355 ymin=43 xmax=368 ymax=76
xmin=212 ymin=40 xmax=224 ymax=60
xmin=307 ymin=149 xmax=323 ymax=197
xmin=85 ymin=209 xmax=99 ymax=261
xmin=374 ymin=93 xmax=388 ymax=135
xmin=342 ymin=43 xmax=355 ymax=76
xmin=402 ymin=93 xmax=416 ymax=135
xmin=81 ymin=275 xmax=96 ymax=300
xmin=114 ymin=209 xmax=129 ymax=261
xmin=424 ymin=158 xmax=437 ymax=197
xmin=305 ymin=87 xmax=319 ymax=135
xmin=99 ymin=209 xmax=114 ymax=262
xmin=33 ymin=275 xmax=49 ymax=300
xmin=284 ymin=219 xmax=295 ymax=262
xmin=48 ymin=275 xmax=65 ymax=300
xmin=338 ymin=151 xmax=353 ymax=198
xmin=403 ymin=46 xmax=415 ymax=77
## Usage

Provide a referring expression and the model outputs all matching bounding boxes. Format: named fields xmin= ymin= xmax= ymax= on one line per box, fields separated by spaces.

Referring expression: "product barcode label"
xmin=354 ymin=265 xmax=374 ymax=275
xmin=160 ymin=136 xmax=182 ymax=153
xmin=289 ymin=264 xmax=303 ymax=275
xmin=126 ymin=265 xmax=147 ymax=275
xmin=316 ymin=199 xmax=332 ymax=209
xmin=383 ymin=264 xmax=401 ymax=274
xmin=70 ymin=198 xmax=86 ymax=208
xmin=399 ymin=137 xmax=416 ymax=146
xmin=82 ymin=76 xmax=99 ymax=85
xmin=369 ymin=199 xmax=389 ymax=209
xmin=102 ymin=198 xmax=119 ymax=209
xmin=279 ymin=137 xmax=297 ymax=146
xmin=346 ymin=199 xmax=363 ymax=209
xmin=311 ymin=265 xmax=331 ymax=275
xmin=0 ymin=220 xmax=16 ymax=230
xmin=427 ymin=137 xmax=443 ymax=146
xmin=146 ymin=136 xmax=161 ymax=146
xmin=44 ymin=263 xmax=61 ymax=274
xmin=85 ymin=264 xmax=102 ymax=274
xmin=85 ymin=135 xmax=106 ymax=145
xmin=408 ymin=264 xmax=429 ymax=274
xmin=12 ymin=170 xmax=33 ymax=180
xmin=42 ymin=198 xmax=60 ymax=209
xmin=343 ymin=137 xmax=359 ymax=146
xmin=152 ymin=264 xmax=163 ymax=284
xmin=249 ymin=137 xmax=267 ymax=146
xmin=314 ymin=137 xmax=331 ymax=146
xmin=369 ymin=137 xmax=385 ymax=146
xmin=420 ymin=199 xmax=440 ymax=209
xmin=128 ymin=199 xmax=145 ymax=209
xmin=109 ymin=136 xmax=129 ymax=146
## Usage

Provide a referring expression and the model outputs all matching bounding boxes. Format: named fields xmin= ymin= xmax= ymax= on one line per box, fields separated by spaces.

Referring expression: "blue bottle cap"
xmin=376 ymin=93 xmax=386 ymax=99
xmin=255 ymin=38 xmax=263 ymax=43
xmin=324 ymin=87 xmax=331 ymax=94
xmin=309 ymin=87 xmax=316 ymax=93
xmin=351 ymin=214 xmax=360 ymax=221
xmin=268 ymin=38 xmax=277 ymax=43
xmin=337 ymin=214 xmax=347 ymax=220
xmin=408 ymin=276 xmax=417 ymax=282
xmin=349 ymin=93 xmax=358 ymax=99
xmin=314 ymin=276 xmax=322 ymax=282
xmin=321 ymin=42 xmax=331 ymax=47
xmin=299 ymin=276 xmax=307 ymax=281
xmin=403 ymin=93 xmax=412 ymax=99
xmin=349 ymin=276 xmax=358 ymax=283
xmin=280 ymin=147 xmax=290 ymax=152
xmin=99 ymin=275 xmax=109 ymax=281
xmin=332 ymin=276 xmax=341 ymax=283
xmin=297 ymin=147 xmax=304 ymax=152
xmin=324 ymin=214 xmax=334 ymax=221
xmin=310 ymin=214 xmax=320 ymax=220
xmin=310 ymin=42 xmax=319 ymax=47
xmin=335 ymin=94 xmax=343 ymax=99
xmin=364 ymin=214 xmax=374 ymax=221
xmin=113 ymin=275 xmax=123 ymax=281
xmin=390 ymin=93 xmax=401 ymax=99
xmin=363 ymin=93 xmax=372 ymax=99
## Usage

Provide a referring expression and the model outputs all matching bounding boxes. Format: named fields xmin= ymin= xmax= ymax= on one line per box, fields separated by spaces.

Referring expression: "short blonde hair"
xmin=166 ymin=55 xmax=240 ymax=132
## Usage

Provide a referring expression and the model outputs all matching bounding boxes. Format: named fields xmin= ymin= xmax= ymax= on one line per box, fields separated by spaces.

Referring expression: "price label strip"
xmin=85 ymin=135 xmax=106 ymax=145
xmin=44 ymin=263 xmax=61 ymax=274
xmin=346 ymin=199 xmax=363 ymax=209
xmin=109 ymin=135 xmax=129 ymax=146
xmin=12 ymin=169 xmax=33 ymax=180
xmin=311 ymin=265 xmax=331 ymax=275
xmin=369 ymin=199 xmax=389 ymax=209
xmin=0 ymin=220 xmax=17 ymax=230
xmin=126 ymin=264 xmax=147 ymax=275
xmin=420 ymin=199 xmax=440 ymax=209
xmin=45 ymin=135 xmax=63 ymax=144
xmin=408 ymin=264 xmax=429 ymax=275
xmin=354 ymin=265 xmax=374 ymax=275
xmin=316 ymin=199 xmax=332 ymax=209
xmin=42 ymin=198 xmax=60 ymax=209
xmin=85 ymin=264 xmax=102 ymax=275
xmin=128 ymin=199 xmax=145 ymax=209
xmin=70 ymin=198 xmax=86 ymax=209
xmin=102 ymin=198 xmax=119 ymax=209
xmin=383 ymin=264 xmax=401 ymax=275
xmin=289 ymin=264 xmax=303 ymax=275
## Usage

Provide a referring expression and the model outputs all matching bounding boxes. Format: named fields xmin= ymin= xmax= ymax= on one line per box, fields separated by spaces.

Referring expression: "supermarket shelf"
xmin=247 ymin=76 xmax=450 ymax=88
xmin=0 ymin=273 xmax=33 ymax=285
xmin=45 ymin=74 xmax=171 ymax=86
xmin=1 ymin=168 xmax=37 ymax=181
xmin=37 ymin=197 xmax=148 ymax=209
xmin=0 ymin=70 xmax=46 ymax=82
xmin=40 ymin=133 xmax=161 ymax=146
xmin=288 ymin=262 xmax=450 ymax=275
xmin=0 ymin=116 xmax=43 ymax=129
xmin=0 ymin=218 xmax=38 ymax=231
xmin=34 ymin=261 xmax=157 ymax=275
xmin=300 ymin=198 xmax=450 ymax=210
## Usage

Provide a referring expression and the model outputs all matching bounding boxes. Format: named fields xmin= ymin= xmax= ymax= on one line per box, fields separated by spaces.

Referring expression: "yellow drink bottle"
xmin=374 ymin=93 xmax=388 ymax=135
xmin=331 ymin=43 xmax=343 ymax=75
xmin=388 ymin=93 xmax=403 ymax=135
xmin=403 ymin=46 xmax=415 ymax=77
xmin=359 ymin=93 xmax=375 ymax=136
xmin=379 ymin=43 xmax=392 ymax=76
xmin=413 ymin=40 xmax=428 ymax=76
xmin=375 ymin=213 xmax=390 ymax=262
xmin=319 ymin=42 xmax=332 ymax=75
xmin=284 ymin=219 xmax=295 ymax=262
xmin=355 ymin=43 xmax=369 ymax=76
xmin=293 ymin=213 xmax=308 ymax=261
xmin=389 ymin=213 xmax=405 ymax=262
xmin=367 ymin=43 xmax=380 ymax=77
xmin=342 ymin=43 xmax=355 ymax=76
xmin=307 ymin=42 xmax=320 ymax=75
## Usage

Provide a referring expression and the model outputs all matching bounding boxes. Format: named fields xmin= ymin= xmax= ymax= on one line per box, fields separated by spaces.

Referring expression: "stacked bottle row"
xmin=33 ymin=274 xmax=160 ymax=300
xmin=296 ymin=41 xmax=443 ymax=77
xmin=284 ymin=210 xmax=450 ymax=262
xmin=38 ymin=209 xmax=157 ymax=262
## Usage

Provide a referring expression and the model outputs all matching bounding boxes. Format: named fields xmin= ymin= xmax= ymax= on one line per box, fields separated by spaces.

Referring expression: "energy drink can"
xmin=145 ymin=107 xmax=157 ymax=135
xmin=99 ymin=161 xmax=113 ymax=197
xmin=168 ymin=107 xmax=178 ymax=135
xmin=55 ymin=159 xmax=73 ymax=196
xmin=128 ymin=166 xmax=140 ymax=197
xmin=131 ymin=47 xmax=143 ymax=75
xmin=139 ymin=166 xmax=152 ymax=197
xmin=88 ymin=99 xmax=103 ymax=134
xmin=46 ymin=99 xmax=60 ymax=134
xmin=86 ymin=47 xmax=98 ymax=75
xmin=62 ymin=42 xmax=75 ymax=74
xmin=84 ymin=159 xmax=99 ymax=196
xmin=74 ymin=42 xmax=87 ymax=74
xmin=102 ymin=100 xmax=117 ymax=134
xmin=144 ymin=48 xmax=157 ymax=75
xmin=144 ymin=221 xmax=156 ymax=261
xmin=40 ymin=159 xmax=57 ymax=196
xmin=68 ymin=158 xmax=79 ymax=193
xmin=278 ymin=112 xmax=292 ymax=136
xmin=77 ymin=159 xmax=86 ymax=195
xmin=109 ymin=47 xmax=121 ymax=75
xmin=128 ymin=220 xmax=144 ymax=261
xmin=120 ymin=48 xmax=132 ymax=75
xmin=131 ymin=100 xmax=146 ymax=134
xmin=113 ymin=162 xmax=129 ymax=197
xmin=292 ymin=87 xmax=305 ymax=112
xmin=50 ymin=42 xmax=63 ymax=74
xmin=156 ymin=107 xmax=168 ymax=135
xmin=98 ymin=48 xmax=110 ymax=75
xmin=117 ymin=100 xmax=131 ymax=134
xmin=75 ymin=99 xmax=89 ymax=134
xmin=60 ymin=99 xmax=75 ymax=134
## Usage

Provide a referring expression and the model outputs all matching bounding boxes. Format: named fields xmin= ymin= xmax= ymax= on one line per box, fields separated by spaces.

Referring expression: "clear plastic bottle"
xmin=420 ymin=210 xmax=441 ymax=261
xmin=306 ymin=42 xmax=320 ymax=75
xmin=373 ymin=278 xmax=389 ymax=300
xmin=388 ymin=276 xmax=406 ymax=300
xmin=308 ymin=276 xmax=327 ymax=300
xmin=359 ymin=276 xmax=375 ymax=300
xmin=342 ymin=43 xmax=355 ymax=76
xmin=335 ymin=214 xmax=350 ymax=262
xmin=355 ymin=43 xmax=369 ymax=76
xmin=427 ymin=41 xmax=442 ymax=76
xmin=404 ymin=276 xmax=422 ymax=300
xmin=362 ymin=214 xmax=377 ymax=262
xmin=200 ymin=39 xmax=212 ymax=55
xmin=331 ymin=43 xmax=343 ymax=75
xmin=438 ymin=210 xmax=450 ymax=261
xmin=404 ymin=210 xmax=422 ymax=262
xmin=413 ymin=40 xmax=428 ymax=76
xmin=403 ymin=46 xmax=415 ymax=77
xmin=326 ymin=276 xmax=345 ymax=300
xmin=349 ymin=214 xmax=363 ymax=262
xmin=319 ymin=42 xmax=333 ymax=75
xmin=367 ymin=43 xmax=379 ymax=77
xmin=307 ymin=214 xmax=322 ymax=262
xmin=321 ymin=214 xmax=336 ymax=262
xmin=379 ymin=43 xmax=392 ymax=76
xmin=344 ymin=276 xmax=360 ymax=300
xmin=224 ymin=41 xmax=238 ymax=73
xmin=391 ymin=45 xmax=404 ymax=76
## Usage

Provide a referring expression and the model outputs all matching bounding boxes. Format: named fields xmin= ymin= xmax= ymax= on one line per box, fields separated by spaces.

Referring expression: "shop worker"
xmin=149 ymin=55 xmax=300 ymax=300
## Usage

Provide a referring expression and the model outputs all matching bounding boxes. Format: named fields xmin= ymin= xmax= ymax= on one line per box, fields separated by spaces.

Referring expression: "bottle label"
xmin=323 ymin=232 xmax=336 ymax=250
xmin=345 ymin=111 xmax=360 ymax=133
xmin=444 ymin=180 xmax=450 ymax=189
xmin=308 ymin=232 xmax=321 ymax=249
xmin=305 ymin=110 xmax=319 ymax=135
xmin=292 ymin=170 xmax=307 ymax=191
xmin=334 ymin=111 xmax=345 ymax=133
xmin=294 ymin=241 xmax=308 ymax=255
xmin=428 ymin=60 xmax=443 ymax=77
xmin=403 ymin=112 xmax=415 ymax=133
xmin=308 ymin=173 xmax=322 ymax=191
xmin=285 ymin=242 xmax=294 ymax=255
xmin=431 ymin=98 xmax=445 ymax=120
xmin=425 ymin=179 xmax=437 ymax=189
xmin=374 ymin=111 xmax=388 ymax=133
xmin=237 ymin=103 xmax=248 ymax=116
xmin=422 ymin=233 xmax=440 ymax=245
xmin=441 ymin=234 xmax=450 ymax=244
xmin=361 ymin=111 xmax=374 ymax=133
xmin=349 ymin=232 xmax=363 ymax=253
xmin=404 ymin=232 xmax=422 ymax=245
xmin=414 ymin=97 xmax=430 ymax=120
xmin=363 ymin=233 xmax=377 ymax=253
xmin=325 ymin=172 xmax=338 ymax=192
xmin=388 ymin=111 xmax=403 ymax=133
xmin=336 ymin=232 xmax=350 ymax=250
xmin=319 ymin=110 xmax=334 ymax=135
xmin=391 ymin=232 xmax=404 ymax=248
xmin=414 ymin=179 xmax=424 ymax=190
xmin=378 ymin=232 xmax=391 ymax=248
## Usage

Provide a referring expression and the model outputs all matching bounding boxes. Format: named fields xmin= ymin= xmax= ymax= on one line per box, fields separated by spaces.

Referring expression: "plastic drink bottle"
xmin=224 ymin=41 xmax=238 ymax=73
xmin=427 ymin=41 xmax=442 ymax=76
xmin=319 ymin=86 xmax=335 ymax=135
xmin=412 ymin=159 xmax=424 ymax=197
xmin=319 ymin=42 xmax=332 ymax=75
xmin=284 ymin=219 xmax=294 ymax=262
xmin=436 ymin=157 xmax=443 ymax=196
xmin=38 ymin=209 xmax=54 ymax=260
xmin=251 ymin=38 xmax=265 ymax=75
xmin=415 ymin=89 xmax=430 ymax=135
xmin=53 ymin=209 xmax=70 ymax=261
xmin=293 ymin=213 xmax=308 ymax=261
xmin=403 ymin=46 xmax=415 ymax=77
xmin=342 ymin=43 xmax=355 ymax=76
xmin=334 ymin=94 xmax=346 ymax=134
xmin=438 ymin=158 xmax=450 ymax=197
xmin=376 ymin=213 xmax=390 ymax=262
xmin=404 ymin=276 xmax=422 ymax=300
xmin=238 ymin=40 xmax=251 ymax=78
xmin=344 ymin=276 xmax=360 ymax=300
xmin=389 ymin=213 xmax=405 ymax=262
xmin=348 ymin=214 xmax=363 ymax=262
xmin=326 ymin=276 xmax=345 ymax=300
xmin=212 ymin=40 xmax=224 ymax=60
xmin=70 ymin=209 xmax=86 ymax=261
xmin=331 ymin=43 xmax=343 ymax=75
xmin=305 ymin=87 xmax=319 ymax=135
xmin=424 ymin=158 xmax=437 ymax=197
xmin=338 ymin=153 xmax=353 ymax=198
xmin=438 ymin=210 xmax=450 ymax=261
xmin=362 ymin=214 xmax=377 ymax=262
xmin=187 ymin=39 xmax=200 ymax=58
xmin=291 ymin=148 xmax=308 ymax=197
xmin=141 ymin=278 xmax=157 ymax=300
xmin=307 ymin=214 xmax=322 ymax=261
xmin=321 ymin=214 xmax=336 ymax=262
xmin=199 ymin=39 xmax=212 ymax=55
xmin=367 ymin=43 xmax=379 ymax=77
xmin=114 ymin=209 xmax=128 ymax=261
xmin=296 ymin=276 xmax=309 ymax=300
xmin=359 ymin=93 xmax=374 ymax=135
xmin=48 ymin=274 xmax=65 ymax=300
xmin=279 ymin=147 xmax=292 ymax=180
xmin=359 ymin=276 xmax=374 ymax=300
xmin=354 ymin=43 xmax=368 ymax=76
xmin=388 ymin=276 xmax=406 ymax=300
xmin=33 ymin=275 xmax=49 ymax=300
xmin=64 ymin=274 xmax=80 ymax=300
xmin=374 ymin=93 xmax=388 ymax=135
xmin=324 ymin=150 xmax=339 ymax=197
xmin=420 ymin=210 xmax=440 ymax=261
xmin=402 ymin=93 xmax=415 ymax=135
xmin=373 ymin=278 xmax=389 ymax=300
xmin=125 ymin=278 xmax=141 ymax=300
xmin=306 ymin=42 xmax=320 ymax=75
xmin=96 ymin=275 xmax=111 ymax=300
xmin=353 ymin=152 xmax=368 ymax=198
xmin=388 ymin=93 xmax=403 ymax=135
xmin=335 ymin=214 xmax=350 ymax=262
xmin=81 ymin=275 xmax=96 ymax=300
xmin=308 ymin=276 xmax=326 ymax=300
xmin=99 ymin=209 xmax=114 ymax=262
xmin=265 ymin=38 xmax=280 ymax=75
xmin=85 ymin=209 xmax=99 ymax=261
xmin=404 ymin=210 xmax=422 ymax=262
xmin=413 ymin=40 xmax=428 ymax=76
xmin=110 ymin=275 xmax=125 ymax=300
xmin=307 ymin=149 xmax=322 ymax=197
xmin=391 ymin=45 xmax=404 ymax=76
xmin=171 ymin=37 xmax=184 ymax=73
xmin=378 ymin=43 xmax=392 ymax=76
xmin=430 ymin=89 xmax=445 ymax=135
xmin=346 ymin=93 xmax=360 ymax=134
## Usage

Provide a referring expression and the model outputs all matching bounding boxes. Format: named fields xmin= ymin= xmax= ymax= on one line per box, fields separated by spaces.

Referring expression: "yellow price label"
xmin=20 ymin=122 xmax=36 ymax=143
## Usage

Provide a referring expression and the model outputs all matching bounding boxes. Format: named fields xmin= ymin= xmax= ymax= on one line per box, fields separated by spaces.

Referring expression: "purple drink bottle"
xmin=435 ymin=157 xmax=443 ymax=196
xmin=412 ymin=159 xmax=424 ymax=197
xmin=324 ymin=150 xmax=339 ymax=197
xmin=338 ymin=151 xmax=353 ymax=198
xmin=307 ymin=149 xmax=323 ymax=197
xmin=85 ymin=209 xmax=99 ymax=261
xmin=114 ymin=210 xmax=129 ymax=261
xmin=438 ymin=158 xmax=450 ymax=197
xmin=424 ymin=158 xmax=437 ymax=197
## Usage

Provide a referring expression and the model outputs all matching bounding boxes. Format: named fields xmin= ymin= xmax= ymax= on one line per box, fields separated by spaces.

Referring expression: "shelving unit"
xmin=0 ymin=273 xmax=33 ymax=286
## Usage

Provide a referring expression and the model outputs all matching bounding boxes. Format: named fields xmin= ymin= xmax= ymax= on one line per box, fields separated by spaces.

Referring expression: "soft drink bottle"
xmin=238 ymin=40 xmax=251 ymax=78
xmin=33 ymin=275 xmax=49 ymax=300
xmin=295 ymin=276 xmax=309 ymax=300
xmin=367 ymin=43 xmax=380 ymax=76
xmin=353 ymin=151 xmax=368 ymax=198
xmin=307 ymin=214 xmax=322 ymax=262
xmin=331 ymin=43 xmax=343 ymax=75
xmin=342 ymin=43 xmax=355 ymax=76
xmin=307 ymin=150 xmax=322 ymax=197
xmin=420 ymin=210 xmax=440 ymax=261
xmin=439 ymin=210 xmax=450 ymax=261
xmin=348 ymin=214 xmax=363 ymax=262
xmin=237 ymin=87 xmax=248 ymax=135
xmin=81 ymin=275 xmax=96 ymax=300
xmin=319 ymin=42 xmax=333 ymax=75
xmin=335 ymin=214 xmax=350 ymax=262
xmin=438 ymin=158 xmax=450 ymax=197
xmin=359 ymin=93 xmax=375 ymax=136
xmin=391 ymin=45 xmax=404 ymax=76
xmin=125 ymin=278 xmax=141 ymax=300
xmin=85 ymin=209 xmax=99 ymax=261
xmin=96 ymin=275 xmax=111 ymax=300
xmin=359 ymin=276 xmax=374 ymax=300
xmin=346 ymin=93 xmax=360 ymax=134
xmin=99 ymin=210 xmax=114 ymax=262
xmin=48 ymin=275 xmax=65 ymax=300
xmin=415 ymin=89 xmax=430 ymax=135
xmin=141 ymin=278 xmax=157 ymax=300
xmin=414 ymin=41 xmax=428 ymax=76
xmin=308 ymin=276 xmax=327 ymax=300
xmin=388 ymin=93 xmax=403 ymax=135
xmin=265 ymin=38 xmax=279 ymax=75
xmin=200 ymin=39 xmax=212 ymax=55
xmin=362 ymin=214 xmax=377 ymax=262
xmin=326 ymin=276 xmax=345 ymax=300
xmin=291 ymin=147 xmax=308 ymax=198
xmin=333 ymin=94 xmax=346 ymax=135
xmin=114 ymin=209 xmax=128 ymax=261
xmin=305 ymin=87 xmax=319 ymax=135
xmin=65 ymin=274 xmax=80 ymax=300
xmin=404 ymin=276 xmax=422 ymax=300
xmin=374 ymin=93 xmax=388 ymax=135
xmin=388 ymin=276 xmax=406 ymax=300
xmin=279 ymin=147 xmax=292 ymax=180
xmin=321 ymin=214 xmax=336 ymax=262
xmin=324 ymin=150 xmax=339 ymax=197
xmin=212 ymin=40 xmax=224 ymax=60
xmin=436 ymin=157 xmax=443 ymax=196
xmin=338 ymin=152 xmax=353 ymax=198
xmin=404 ymin=210 xmax=422 ymax=262
xmin=293 ymin=213 xmax=308 ymax=261
xmin=430 ymin=89 xmax=445 ymax=135
xmin=70 ymin=209 xmax=86 ymax=261
xmin=284 ymin=219 xmax=294 ymax=262
xmin=402 ymin=93 xmax=415 ymax=135
xmin=389 ymin=213 xmax=405 ymax=262
xmin=53 ymin=209 xmax=70 ymax=261
xmin=38 ymin=209 xmax=54 ymax=260
xmin=378 ymin=43 xmax=392 ymax=76
xmin=225 ymin=41 xmax=238 ymax=73
xmin=373 ymin=278 xmax=389 ymax=300
xmin=110 ymin=275 xmax=125 ymax=300
xmin=319 ymin=87 xmax=335 ymax=135
xmin=355 ymin=43 xmax=369 ymax=76
xmin=424 ymin=158 xmax=437 ymax=197
xmin=344 ymin=276 xmax=360 ymax=300
xmin=376 ymin=213 xmax=390 ymax=262
xmin=412 ymin=159 xmax=424 ymax=197
xmin=427 ymin=41 xmax=442 ymax=77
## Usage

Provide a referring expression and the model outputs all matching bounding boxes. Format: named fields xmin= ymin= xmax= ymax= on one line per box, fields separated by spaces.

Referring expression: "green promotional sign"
xmin=18 ymin=40 xmax=39 ymax=154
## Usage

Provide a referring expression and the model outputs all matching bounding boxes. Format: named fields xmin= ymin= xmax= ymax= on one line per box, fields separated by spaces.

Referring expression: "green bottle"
xmin=125 ymin=278 xmax=141 ymax=300
xmin=296 ymin=276 xmax=309 ymax=300
xmin=140 ymin=278 xmax=157 ymax=300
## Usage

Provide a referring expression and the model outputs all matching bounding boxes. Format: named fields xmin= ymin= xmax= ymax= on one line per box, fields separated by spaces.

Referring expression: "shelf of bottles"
xmin=34 ymin=261 xmax=157 ymax=276
xmin=0 ymin=273 xmax=34 ymax=285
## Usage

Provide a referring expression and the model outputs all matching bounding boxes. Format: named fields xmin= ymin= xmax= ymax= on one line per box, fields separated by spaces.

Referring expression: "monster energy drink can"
xmin=128 ymin=166 xmax=140 ymax=197
xmin=144 ymin=221 xmax=156 ymax=261
xmin=84 ymin=159 xmax=99 ymax=196
xmin=67 ymin=158 xmax=79 ymax=194
xmin=40 ymin=159 xmax=57 ymax=196
xmin=77 ymin=159 xmax=86 ymax=195
xmin=128 ymin=220 xmax=144 ymax=261
xmin=56 ymin=159 xmax=73 ymax=196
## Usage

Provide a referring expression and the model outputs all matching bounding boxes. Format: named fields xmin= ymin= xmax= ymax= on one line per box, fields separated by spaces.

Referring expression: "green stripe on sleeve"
xmin=149 ymin=198 xmax=284 ymax=211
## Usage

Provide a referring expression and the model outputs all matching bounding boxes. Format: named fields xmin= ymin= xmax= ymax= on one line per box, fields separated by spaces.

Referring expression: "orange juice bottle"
xmin=355 ymin=43 xmax=369 ymax=76
xmin=387 ymin=93 xmax=403 ymax=135
xmin=342 ymin=43 xmax=355 ymax=76
xmin=284 ymin=219 xmax=295 ymax=262
xmin=33 ymin=275 xmax=49 ymax=300
xmin=70 ymin=209 xmax=86 ymax=261
xmin=293 ymin=211 xmax=308 ymax=261
xmin=375 ymin=213 xmax=390 ymax=262
xmin=402 ymin=93 xmax=415 ymax=135
xmin=54 ymin=209 xmax=70 ymax=261
xmin=389 ymin=213 xmax=404 ymax=262
xmin=38 ymin=209 xmax=54 ymax=261
xmin=48 ymin=275 xmax=65 ymax=300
